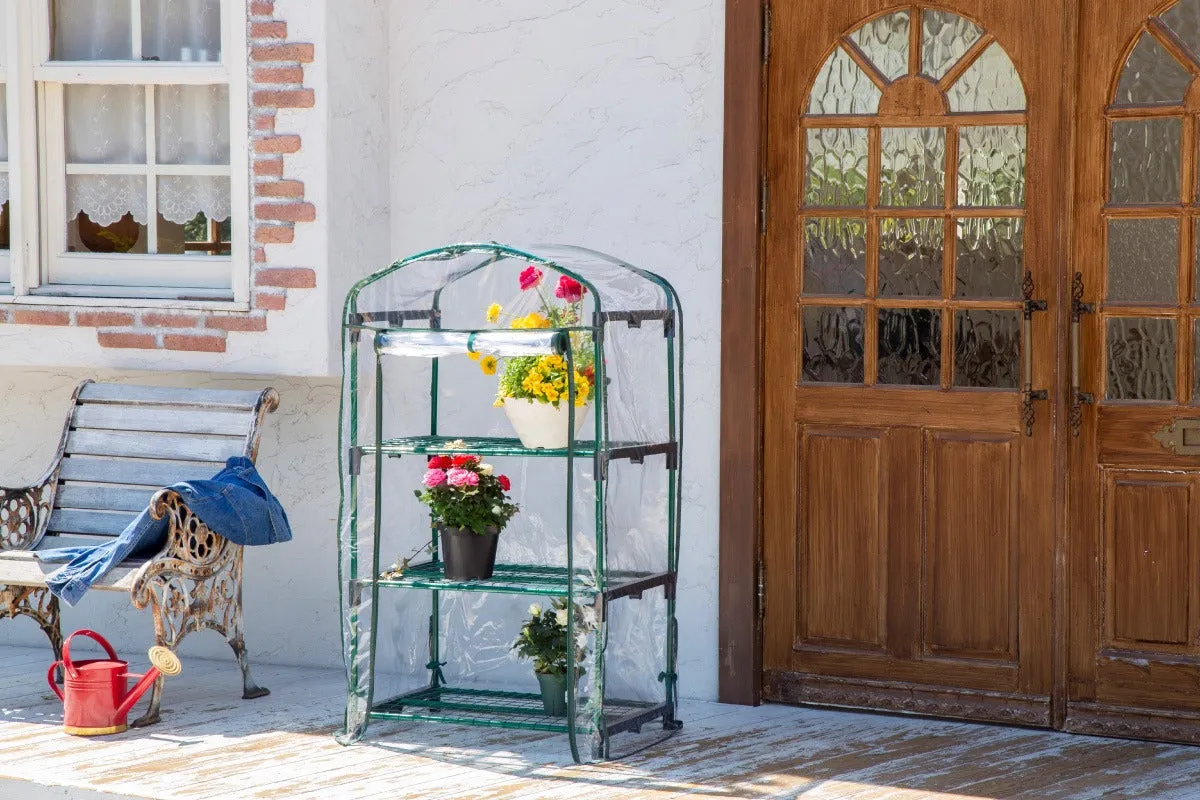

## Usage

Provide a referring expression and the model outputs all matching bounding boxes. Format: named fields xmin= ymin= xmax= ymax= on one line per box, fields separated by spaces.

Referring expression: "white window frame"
xmin=1 ymin=0 xmax=249 ymax=306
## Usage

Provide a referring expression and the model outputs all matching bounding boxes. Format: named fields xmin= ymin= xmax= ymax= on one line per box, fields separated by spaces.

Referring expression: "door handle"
xmin=1070 ymin=272 xmax=1094 ymax=437
xmin=1021 ymin=270 xmax=1048 ymax=437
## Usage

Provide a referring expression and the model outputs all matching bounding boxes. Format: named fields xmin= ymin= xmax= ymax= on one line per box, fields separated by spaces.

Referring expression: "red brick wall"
xmin=0 ymin=0 xmax=317 ymax=353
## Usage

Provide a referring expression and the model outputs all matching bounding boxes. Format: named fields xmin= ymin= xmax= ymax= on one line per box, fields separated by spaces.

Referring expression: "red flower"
xmin=581 ymin=365 xmax=595 ymax=384
xmin=555 ymin=275 xmax=585 ymax=302
xmin=428 ymin=455 xmax=452 ymax=469
xmin=497 ymin=475 xmax=511 ymax=491
xmin=519 ymin=265 xmax=543 ymax=291
xmin=451 ymin=455 xmax=478 ymax=467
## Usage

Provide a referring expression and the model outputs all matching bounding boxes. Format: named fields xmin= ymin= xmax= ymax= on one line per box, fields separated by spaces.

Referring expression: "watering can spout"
xmin=116 ymin=647 xmax=182 ymax=719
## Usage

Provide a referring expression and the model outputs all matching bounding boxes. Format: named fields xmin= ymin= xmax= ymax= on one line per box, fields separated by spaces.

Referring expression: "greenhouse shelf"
xmin=370 ymin=562 xmax=676 ymax=599
xmin=371 ymin=686 xmax=673 ymax=736
xmin=358 ymin=435 xmax=677 ymax=466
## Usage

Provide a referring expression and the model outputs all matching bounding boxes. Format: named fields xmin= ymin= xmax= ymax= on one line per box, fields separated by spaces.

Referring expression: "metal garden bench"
xmin=0 ymin=380 xmax=279 ymax=726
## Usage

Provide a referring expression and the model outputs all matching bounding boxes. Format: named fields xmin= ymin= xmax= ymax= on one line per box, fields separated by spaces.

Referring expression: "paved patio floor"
xmin=3 ymin=644 xmax=1200 ymax=799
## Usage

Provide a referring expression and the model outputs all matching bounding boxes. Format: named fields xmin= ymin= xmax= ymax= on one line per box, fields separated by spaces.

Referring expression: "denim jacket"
xmin=35 ymin=456 xmax=291 ymax=606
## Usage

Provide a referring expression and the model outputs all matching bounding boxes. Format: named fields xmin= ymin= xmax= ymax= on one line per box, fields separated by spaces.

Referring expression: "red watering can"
xmin=47 ymin=629 xmax=182 ymax=736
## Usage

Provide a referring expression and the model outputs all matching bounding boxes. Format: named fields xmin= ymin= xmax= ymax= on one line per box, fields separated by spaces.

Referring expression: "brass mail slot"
xmin=1154 ymin=419 xmax=1200 ymax=455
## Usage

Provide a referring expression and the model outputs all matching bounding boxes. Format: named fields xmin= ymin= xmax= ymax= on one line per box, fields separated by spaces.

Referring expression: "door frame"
xmin=717 ymin=0 xmax=1078 ymax=716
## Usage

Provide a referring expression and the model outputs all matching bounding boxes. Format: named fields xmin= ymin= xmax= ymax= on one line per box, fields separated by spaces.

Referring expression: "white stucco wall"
xmin=387 ymin=0 xmax=725 ymax=700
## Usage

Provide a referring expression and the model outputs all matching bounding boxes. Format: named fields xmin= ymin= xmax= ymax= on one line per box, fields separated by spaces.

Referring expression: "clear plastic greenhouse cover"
xmin=336 ymin=244 xmax=684 ymax=762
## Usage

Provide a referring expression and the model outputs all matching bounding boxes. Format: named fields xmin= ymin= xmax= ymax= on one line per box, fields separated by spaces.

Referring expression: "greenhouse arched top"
xmin=337 ymin=243 xmax=685 ymax=763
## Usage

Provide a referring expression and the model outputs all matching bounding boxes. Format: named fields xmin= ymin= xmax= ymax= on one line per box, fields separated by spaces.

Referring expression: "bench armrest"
xmin=0 ymin=477 xmax=58 ymax=551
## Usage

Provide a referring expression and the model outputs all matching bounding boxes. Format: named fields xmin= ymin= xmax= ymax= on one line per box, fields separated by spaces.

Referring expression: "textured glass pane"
xmin=1194 ymin=320 xmax=1200 ymax=401
xmin=946 ymin=43 xmax=1026 ymax=113
xmin=1107 ymin=317 xmax=1176 ymax=400
xmin=920 ymin=9 xmax=982 ymax=80
xmin=954 ymin=310 xmax=1020 ymax=388
xmin=1194 ymin=219 xmax=1200 ymax=303
xmin=1107 ymin=218 xmax=1178 ymax=303
xmin=880 ymin=127 xmax=945 ymax=208
xmin=879 ymin=218 xmax=943 ymax=297
xmin=1114 ymin=33 xmax=1192 ymax=107
xmin=803 ymin=218 xmax=866 ymax=295
xmin=53 ymin=0 xmax=133 ymax=60
xmin=1161 ymin=0 xmax=1200 ymax=65
xmin=65 ymin=85 xmax=146 ymax=164
xmin=1110 ymin=118 xmax=1182 ymax=204
xmin=849 ymin=10 xmax=910 ymax=82
xmin=808 ymin=46 xmax=882 ymax=115
xmin=804 ymin=128 xmax=868 ymax=207
xmin=802 ymin=306 xmax=865 ymax=383
xmin=878 ymin=308 xmax=941 ymax=386
xmin=956 ymin=218 xmax=1023 ymax=299
xmin=958 ymin=126 xmax=1026 ymax=207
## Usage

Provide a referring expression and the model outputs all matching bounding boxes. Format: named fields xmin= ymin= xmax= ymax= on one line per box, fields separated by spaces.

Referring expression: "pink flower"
xmin=446 ymin=468 xmax=479 ymax=487
xmin=422 ymin=469 xmax=447 ymax=487
xmin=555 ymin=275 xmax=585 ymax=302
xmin=519 ymin=265 xmax=543 ymax=291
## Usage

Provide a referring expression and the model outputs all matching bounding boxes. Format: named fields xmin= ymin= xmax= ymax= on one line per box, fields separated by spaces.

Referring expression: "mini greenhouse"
xmin=336 ymin=243 xmax=684 ymax=762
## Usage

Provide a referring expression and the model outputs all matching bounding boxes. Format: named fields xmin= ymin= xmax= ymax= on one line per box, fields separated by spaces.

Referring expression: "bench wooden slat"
xmin=0 ymin=551 xmax=140 ymax=590
xmin=66 ymin=429 xmax=245 ymax=463
xmin=56 ymin=485 xmax=154 ymax=514
xmin=60 ymin=457 xmax=221 ymax=488
xmin=79 ymin=383 xmax=263 ymax=409
xmin=48 ymin=508 xmax=139 ymax=536
xmin=73 ymin=405 xmax=253 ymax=437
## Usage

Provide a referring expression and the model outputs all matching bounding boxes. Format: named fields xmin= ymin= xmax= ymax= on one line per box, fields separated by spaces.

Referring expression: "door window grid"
xmin=799 ymin=6 xmax=1027 ymax=389
xmin=1103 ymin=1 xmax=1200 ymax=403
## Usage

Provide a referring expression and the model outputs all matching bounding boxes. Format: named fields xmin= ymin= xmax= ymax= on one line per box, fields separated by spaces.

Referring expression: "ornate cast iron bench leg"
xmin=0 ymin=484 xmax=63 ymax=665
xmin=0 ymin=586 xmax=62 ymax=663
xmin=130 ymin=489 xmax=270 ymax=727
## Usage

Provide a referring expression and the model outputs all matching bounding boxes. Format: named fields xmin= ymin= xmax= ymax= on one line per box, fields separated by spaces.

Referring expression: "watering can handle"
xmin=46 ymin=661 xmax=64 ymax=701
xmin=61 ymin=629 xmax=120 ymax=679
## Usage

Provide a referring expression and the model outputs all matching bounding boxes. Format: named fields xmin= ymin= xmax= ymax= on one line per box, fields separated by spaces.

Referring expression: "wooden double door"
xmin=763 ymin=0 xmax=1200 ymax=741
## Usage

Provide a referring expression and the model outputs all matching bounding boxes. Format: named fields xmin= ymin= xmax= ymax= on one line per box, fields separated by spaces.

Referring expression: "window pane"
xmin=68 ymin=211 xmax=148 ymax=254
xmin=946 ymin=43 xmax=1026 ymax=113
xmin=65 ymin=85 xmax=146 ymax=164
xmin=1107 ymin=218 xmax=1178 ymax=303
xmin=142 ymin=0 xmax=222 ymax=62
xmin=67 ymin=174 xmax=148 ymax=229
xmin=802 ymin=306 xmax=865 ymax=383
xmin=958 ymin=126 xmax=1026 ymax=207
xmin=920 ymin=9 xmax=982 ymax=80
xmin=954 ymin=310 xmax=1020 ymax=388
xmin=1114 ymin=33 xmax=1192 ymax=107
xmin=157 ymin=175 xmax=231 ymax=229
xmin=879 ymin=217 xmax=942 ymax=297
xmin=803 ymin=217 xmax=866 ymax=296
xmin=878 ymin=308 xmax=941 ymax=386
xmin=157 ymin=85 xmax=230 ymax=165
xmin=880 ymin=127 xmax=945 ymax=208
xmin=1110 ymin=118 xmax=1181 ymax=204
xmin=1107 ymin=317 xmax=1176 ymax=401
xmin=808 ymin=47 xmax=882 ymax=115
xmin=1160 ymin=0 xmax=1200 ymax=66
xmin=804 ymin=128 xmax=869 ymax=207
xmin=849 ymin=10 xmax=910 ymax=83
xmin=52 ymin=0 xmax=133 ymax=61
xmin=956 ymin=217 xmax=1023 ymax=299
xmin=159 ymin=211 xmax=231 ymax=256
xmin=0 ymin=85 xmax=8 ymax=161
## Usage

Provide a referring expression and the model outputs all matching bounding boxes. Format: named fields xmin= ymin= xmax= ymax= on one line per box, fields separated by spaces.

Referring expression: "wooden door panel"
xmin=1105 ymin=472 xmax=1192 ymax=648
xmin=798 ymin=427 xmax=887 ymax=650
xmin=925 ymin=432 xmax=1018 ymax=662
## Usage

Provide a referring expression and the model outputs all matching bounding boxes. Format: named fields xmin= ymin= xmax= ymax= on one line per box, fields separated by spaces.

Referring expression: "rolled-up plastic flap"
xmin=376 ymin=329 xmax=565 ymax=358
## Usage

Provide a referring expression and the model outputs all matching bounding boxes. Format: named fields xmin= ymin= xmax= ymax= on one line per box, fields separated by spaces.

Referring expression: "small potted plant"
xmin=512 ymin=598 xmax=596 ymax=716
xmin=476 ymin=265 xmax=595 ymax=449
xmin=415 ymin=455 xmax=517 ymax=580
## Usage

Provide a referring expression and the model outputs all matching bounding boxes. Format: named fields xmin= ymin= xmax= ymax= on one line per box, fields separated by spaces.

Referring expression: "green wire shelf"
xmin=374 ymin=562 xmax=676 ymax=601
xmin=359 ymin=435 xmax=677 ymax=466
xmin=370 ymin=686 xmax=672 ymax=736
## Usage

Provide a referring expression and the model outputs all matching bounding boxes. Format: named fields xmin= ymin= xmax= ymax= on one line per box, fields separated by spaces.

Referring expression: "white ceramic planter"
xmin=502 ymin=398 xmax=590 ymax=449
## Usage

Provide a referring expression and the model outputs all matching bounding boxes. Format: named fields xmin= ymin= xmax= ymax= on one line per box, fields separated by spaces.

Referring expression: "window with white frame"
xmin=0 ymin=0 xmax=248 ymax=302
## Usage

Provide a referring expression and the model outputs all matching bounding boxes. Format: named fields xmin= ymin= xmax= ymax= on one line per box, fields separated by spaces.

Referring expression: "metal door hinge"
xmin=762 ymin=2 xmax=772 ymax=65
xmin=760 ymin=175 xmax=769 ymax=236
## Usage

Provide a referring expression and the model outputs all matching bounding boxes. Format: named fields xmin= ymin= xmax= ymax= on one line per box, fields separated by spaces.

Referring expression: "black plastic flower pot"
xmin=440 ymin=526 xmax=499 ymax=580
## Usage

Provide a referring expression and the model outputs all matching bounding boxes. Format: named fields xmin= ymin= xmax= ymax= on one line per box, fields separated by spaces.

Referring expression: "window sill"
xmin=0 ymin=290 xmax=247 ymax=312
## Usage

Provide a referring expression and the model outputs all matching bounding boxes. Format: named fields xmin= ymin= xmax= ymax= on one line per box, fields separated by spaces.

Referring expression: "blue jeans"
xmin=36 ymin=457 xmax=291 ymax=606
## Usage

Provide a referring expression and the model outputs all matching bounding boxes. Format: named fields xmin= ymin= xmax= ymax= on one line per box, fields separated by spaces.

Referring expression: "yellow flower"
xmin=480 ymin=355 xmax=498 ymax=375
xmin=544 ymin=386 xmax=559 ymax=403
xmin=510 ymin=317 xmax=525 ymax=329
xmin=467 ymin=350 xmax=481 ymax=361
xmin=493 ymin=397 xmax=505 ymax=407
xmin=523 ymin=312 xmax=550 ymax=329
xmin=486 ymin=303 xmax=502 ymax=323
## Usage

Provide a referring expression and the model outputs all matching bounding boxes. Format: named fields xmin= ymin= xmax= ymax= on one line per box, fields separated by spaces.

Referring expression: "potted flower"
xmin=512 ymin=598 xmax=596 ymax=715
xmin=415 ymin=455 xmax=518 ymax=580
xmin=476 ymin=265 xmax=595 ymax=449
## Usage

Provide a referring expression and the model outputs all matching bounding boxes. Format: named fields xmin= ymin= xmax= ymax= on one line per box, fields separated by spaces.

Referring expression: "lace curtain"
xmin=56 ymin=1 xmax=228 ymax=230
